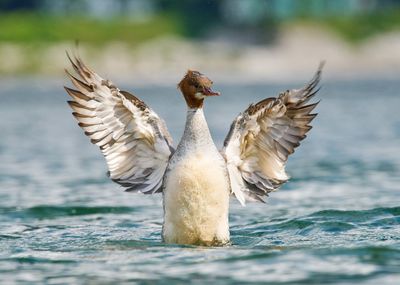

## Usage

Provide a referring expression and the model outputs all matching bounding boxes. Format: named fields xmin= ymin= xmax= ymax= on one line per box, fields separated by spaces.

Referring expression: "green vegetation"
xmin=291 ymin=9 xmax=400 ymax=43
xmin=1 ymin=9 xmax=400 ymax=45
xmin=0 ymin=12 xmax=184 ymax=45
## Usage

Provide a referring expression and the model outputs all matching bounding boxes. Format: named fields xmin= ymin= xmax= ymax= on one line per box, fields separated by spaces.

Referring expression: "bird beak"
xmin=203 ymin=86 xmax=220 ymax=96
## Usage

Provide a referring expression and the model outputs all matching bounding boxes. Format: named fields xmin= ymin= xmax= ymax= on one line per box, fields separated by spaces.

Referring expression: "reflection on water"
xmin=0 ymin=78 xmax=399 ymax=284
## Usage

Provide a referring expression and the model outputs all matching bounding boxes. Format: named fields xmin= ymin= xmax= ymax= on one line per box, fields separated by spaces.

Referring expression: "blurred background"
xmin=0 ymin=0 xmax=399 ymax=82
xmin=1 ymin=1 xmax=400 ymax=284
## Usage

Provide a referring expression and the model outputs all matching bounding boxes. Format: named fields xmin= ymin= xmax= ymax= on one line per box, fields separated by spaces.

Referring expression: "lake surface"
xmin=0 ymin=78 xmax=399 ymax=284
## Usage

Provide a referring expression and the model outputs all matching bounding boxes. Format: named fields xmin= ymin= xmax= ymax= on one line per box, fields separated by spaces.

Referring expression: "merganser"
xmin=65 ymin=54 xmax=323 ymax=246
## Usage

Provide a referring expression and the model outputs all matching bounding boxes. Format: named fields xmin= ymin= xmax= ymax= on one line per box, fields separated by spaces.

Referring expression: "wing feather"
xmin=222 ymin=63 xmax=323 ymax=205
xmin=65 ymin=53 xmax=174 ymax=194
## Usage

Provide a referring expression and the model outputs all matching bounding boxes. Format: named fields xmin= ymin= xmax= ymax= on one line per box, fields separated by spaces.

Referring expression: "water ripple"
xmin=1 ymin=80 xmax=400 ymax=284
xmin=1 ymin=205 xmax=137 ymax=220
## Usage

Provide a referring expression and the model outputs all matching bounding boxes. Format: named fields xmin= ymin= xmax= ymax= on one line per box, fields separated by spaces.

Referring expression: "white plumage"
xmin=162 ymin=108 xmax=230 ymax=245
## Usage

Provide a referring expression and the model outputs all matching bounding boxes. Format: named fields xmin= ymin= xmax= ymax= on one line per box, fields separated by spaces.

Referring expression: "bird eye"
xmin=193 ymin=83 xmax=200 ymax=88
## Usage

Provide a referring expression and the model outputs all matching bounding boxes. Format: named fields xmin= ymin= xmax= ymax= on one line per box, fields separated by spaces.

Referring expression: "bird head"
xmin=178 ymin=70 xmax=220 ymax=109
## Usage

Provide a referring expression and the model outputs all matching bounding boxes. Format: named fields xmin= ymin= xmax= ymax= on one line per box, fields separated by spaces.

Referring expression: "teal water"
xmin=0 ymin=78 xmax=399 ymax=284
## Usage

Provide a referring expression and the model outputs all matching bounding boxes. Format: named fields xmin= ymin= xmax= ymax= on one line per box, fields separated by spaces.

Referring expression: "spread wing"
xmin=222 ymin=63 xmax=323 ymax=205
xmin=65 ymin=53 xmax=174 ymax=194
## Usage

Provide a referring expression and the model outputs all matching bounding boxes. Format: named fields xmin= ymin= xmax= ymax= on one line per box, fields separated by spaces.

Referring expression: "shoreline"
xmin=0 ymin=25 xmax=399 ymax=84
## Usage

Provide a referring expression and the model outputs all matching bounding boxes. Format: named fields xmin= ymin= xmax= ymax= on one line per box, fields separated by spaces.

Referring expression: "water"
xmin=0 ymin=78 xmax=399 ymax=284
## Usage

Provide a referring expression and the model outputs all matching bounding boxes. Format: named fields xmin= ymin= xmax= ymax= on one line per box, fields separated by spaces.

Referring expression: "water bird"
xmin=65 ymin=54 xmax=323 ymax=246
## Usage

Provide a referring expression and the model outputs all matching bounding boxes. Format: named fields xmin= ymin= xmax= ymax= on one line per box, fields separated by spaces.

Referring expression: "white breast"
xmin=162 ymin=108 xmax=230 ymax=246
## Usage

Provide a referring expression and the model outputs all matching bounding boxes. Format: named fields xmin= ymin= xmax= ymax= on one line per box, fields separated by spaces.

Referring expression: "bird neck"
xmin=181 ymin=107 xmax=213 ymax=147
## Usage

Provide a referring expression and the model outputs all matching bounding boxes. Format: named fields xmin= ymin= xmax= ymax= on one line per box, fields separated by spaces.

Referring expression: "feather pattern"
xmin=65 ymin=53 xmax=174 ymax=194
xmin=222 ymin=63 xmax=323 ymax=205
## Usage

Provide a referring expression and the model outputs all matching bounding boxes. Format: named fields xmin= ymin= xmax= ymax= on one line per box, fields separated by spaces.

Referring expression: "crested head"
xmin=178 ymin=70 xmax=220 ymax=109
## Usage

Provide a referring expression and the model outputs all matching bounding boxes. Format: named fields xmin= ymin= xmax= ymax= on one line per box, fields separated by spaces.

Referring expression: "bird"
xmin=64 ymin=53 xmax=323 ymax=246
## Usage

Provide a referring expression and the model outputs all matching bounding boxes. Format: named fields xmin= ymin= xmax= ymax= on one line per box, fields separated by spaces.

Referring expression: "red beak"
xmin=203 ymin=86 xmax=220 ymax=96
